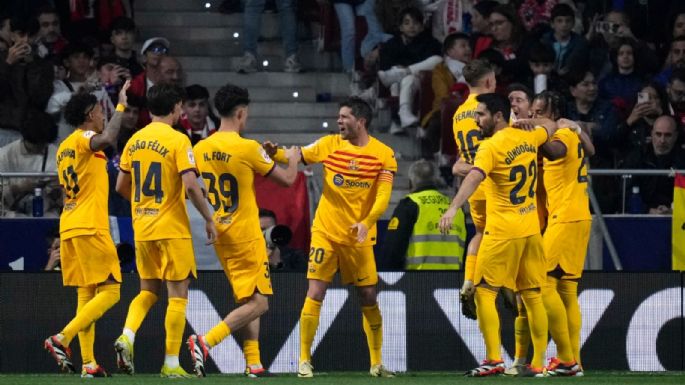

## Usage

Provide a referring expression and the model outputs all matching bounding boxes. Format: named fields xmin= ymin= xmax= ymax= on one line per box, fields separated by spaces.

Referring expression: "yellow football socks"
xmin=243 ymin=339 xmax=261 ymax=367
xmin=542 ymin=277 xmax=574 ymax=363
xmin=520 ymin=289 xmax=548 ymax=369
xmin=362 ymin=303 xmax=383 ymax=366
xmin=124 ymin=290 xmax=158 ymax=333
xmin=164 ymin=297 xmax=188 ymax=356
xmin=474 ymin=286 xmax=501 ymax=362
xmin=205 ymin=321 xmax=231 ymax=348
xmin=514 ymin=300 xmax=530 ymax=362
xmin=76 ymin=286 xmax=96 ymax=366
xmin=61 ymin=283 xmax=120 ymax=346
xmin=299 ymin=297 xmax=322 ymax=362
xmin=464 ymin=255 xmax=476 ymax=281
xmin=558 ymin=279 xmax=582 ymax=365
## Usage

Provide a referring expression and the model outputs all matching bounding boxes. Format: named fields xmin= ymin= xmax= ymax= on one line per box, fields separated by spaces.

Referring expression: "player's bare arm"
xmin=182 ymin=171 xmax=218 ymax=245
xmin=115 ymin=171 xmax=132 ymax=202
xmin=90 ymin=80 xmax=131 ymax=151
xmin=439 ymin=169 xmax=484 ymax=234
xmin=267 ymin=146 xmax=301 ymax=187
xmin=452 ymin=156 xmax=473 ymax=177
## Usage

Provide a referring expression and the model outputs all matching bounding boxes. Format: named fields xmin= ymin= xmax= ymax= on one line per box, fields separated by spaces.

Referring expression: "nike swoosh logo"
xmin=357 ymin=276 xmax=368 ymax=282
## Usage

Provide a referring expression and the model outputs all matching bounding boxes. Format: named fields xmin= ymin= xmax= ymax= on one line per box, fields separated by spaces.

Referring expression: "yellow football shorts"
xmin=474 ymin=233 xmax=546 ymax=291
xmin=307 ymin=231 xmax=378 ymax=286
xmin=214 ymin=238 xmax=273 ymax=302
xmin=135 ymin=238 xmax=197 ymax=281
xmin=61 ymin=230 xmax=122 ymax=287
xmin=543 ymin=220 xmax=592 ymax=279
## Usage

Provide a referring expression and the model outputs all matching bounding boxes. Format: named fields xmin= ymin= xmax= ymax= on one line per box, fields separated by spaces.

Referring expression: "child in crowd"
xmin=378 ymin=7 xmax=442 ymax=134
xmin=541 ymin=3 xmax=588 ymax=76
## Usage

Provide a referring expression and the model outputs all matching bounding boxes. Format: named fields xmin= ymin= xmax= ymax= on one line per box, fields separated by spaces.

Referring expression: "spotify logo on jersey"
xmin=333 ymin=174 xmax=344 ymax=186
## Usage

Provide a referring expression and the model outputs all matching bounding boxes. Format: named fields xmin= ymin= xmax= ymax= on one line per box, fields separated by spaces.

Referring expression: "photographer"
xmin=259 ymin=208 xmax=306 ymax=272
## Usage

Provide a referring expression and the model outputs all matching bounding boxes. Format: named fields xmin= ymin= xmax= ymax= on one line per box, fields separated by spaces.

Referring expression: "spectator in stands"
xmin=621 ymin=115 xmax=685 ymax=214
xmin=598 ymin=38 xmax=644 ymax=108
xmin=380 ymin=159 xmax=465 ymax=270
xmin=96 ymin=55 xmax=132 ymax=105
xmin=0 ymin=111 xmax=60 ymax=217
xmin=586 ymin=9 xmax=658 ymax=80
xmin=44 ymin=231 xmax=60 ymax=271
xmin=0 ymin=14 xmax=11 ymax=52
xmin=525 ymin=42 xmax=565 ymax=95
xmin=157 ymin=55 xmax=181 ymax=86
xmin=378 ymin=7 xmax=442 ymax=134
xmin=666 ymin=68 xmax=685 ymax=127
xmin=46 ymin=42 xmax=115 ymax=142
xmin=375 ymin=0 xmax=414 ymax=36
xmin=109 ymin=16 xmax=143 ymax=77
xmin=178 ymin=84 xmax=218 ymax=145
xmin=259 ymin=208 xmax=306 ymax=272
xmin=626 ymin=82 xmax=670 ymax=152
xmin=0 ymin=17 xmax=54 ymax=132
xmin=470 ymin=0 xmax=498 ymax=47
xmin=655 ymin=37 xmax=685 ymax=87
xmin=236 ymin=0 xmax=301 ymax=73
xmin=333 ymin=0 xmax=391 ymax=74
xmin=419 ymin=32 xmax=471 ymax=159
xmin=34 ymin=6 xmax=67 ymax=57
xmin=541 ymin=3 xmax=588 ymax=77
xmin=480 ymin=5 xmax=532 ymax=83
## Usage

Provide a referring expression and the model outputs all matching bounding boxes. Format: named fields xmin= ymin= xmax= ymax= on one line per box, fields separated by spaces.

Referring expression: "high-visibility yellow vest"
xmin=406 ymin=189 xmax=466 ymax=270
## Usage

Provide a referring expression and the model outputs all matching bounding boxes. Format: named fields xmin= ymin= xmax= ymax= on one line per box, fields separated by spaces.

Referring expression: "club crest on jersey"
xmin=348 ymin=159 xmax=359 ymax=171
xmin=333 ymin=174 xmax=344 ymax=186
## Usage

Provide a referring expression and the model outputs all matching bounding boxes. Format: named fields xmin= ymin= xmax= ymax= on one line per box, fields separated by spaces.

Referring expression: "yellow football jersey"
xmin=57 ymin=129 xmax=110 ymax=239
xmin=473 ymin=127 xmax=548 ymax=239
xmin=119 ymin=122 xmax=196 ymax=241
xmin=452 ymin=93 xmax=483 ymax=165
xmin=193 ymin=131 xmax=275 ymax=244
xmin=302 ymin=135 xmax=397 ymax=246
xmin=543 ymin=127 xmax=591 ymax=223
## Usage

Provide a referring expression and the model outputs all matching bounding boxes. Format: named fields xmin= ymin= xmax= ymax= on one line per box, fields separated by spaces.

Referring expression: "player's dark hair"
xmin=533 ymin=90 xmax=567 ymax=120
xmin=528 ymin=42 xmax=555 ymax=64
xmin=339 ymin=97 xmax=373 ymax=128
xmin=463 ymin=59 xmax=494 ymax=87
xmin=476 ymin=93 xmax=511 ymax=121
xmin=398 ymin=6 xmax=423 ymax=26
xmin=507 ymin=83 xmax=533 ymax=102
xmin=442 ymin=32 xmax=469 ymax=55
xmin=550 ymin=3 xmax=575 ymax=21
xmin=259 ymin=208 xmax=277 ymax=221
xmin=64 ymin=92 xmax=98 ymax=127
xmin=147 ymin=83 xmax=186 ymax=116
xmin=214 ymin=83 xmax=250 ymax=117
xmin=185 ymin=84 xmax=210 ymax=101
xmin=22 ymin=110 xmax=57 ymax=144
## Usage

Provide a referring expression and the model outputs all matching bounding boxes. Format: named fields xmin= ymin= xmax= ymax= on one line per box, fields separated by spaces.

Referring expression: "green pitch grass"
xmin=1 ymin=372 xmax=684 ymax=385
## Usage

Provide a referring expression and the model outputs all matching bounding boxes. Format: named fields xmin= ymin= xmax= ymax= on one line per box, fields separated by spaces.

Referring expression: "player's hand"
xmin=118 ymin=79 xmax=131 ymax=107
xmin=349 ymin=222 xmax=368 ymax=243
xmin=512 ymin=119 xmax=537 ymax=131
xmin=557 ymin=118 xmax=582 ymax=134
xmin=285 ymin=145 xmax=300 ymax=160
xmin=439 ymin=207 xmax=457 ymax=234
xmin=205 ymin=220 xmax=218 ymax=245
xmin=262 ymin=141 xmax=279 ymax=157
xmin=460 ymin=279 xmax=475 ymax=298
xmin=459 ymin=280 xmax=477 ymax=320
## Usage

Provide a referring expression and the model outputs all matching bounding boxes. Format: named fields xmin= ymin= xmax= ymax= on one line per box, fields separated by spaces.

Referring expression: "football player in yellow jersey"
xmin=114 ymin=84 xmax=218 ymax=378
xmin=185 ymin=84 xmax=300 ymax=378
xmin=45 ymin=82 xmax=130 ymax=377
xmin=439 ymin=93 xmax=555 ymax=377
xmin=530 ymin=91 xmax=594 ymax=375
xmin=264 ymin=97 xmax=397 ymax=378
xmin=450 ymin=59 xmax=496 ymax=307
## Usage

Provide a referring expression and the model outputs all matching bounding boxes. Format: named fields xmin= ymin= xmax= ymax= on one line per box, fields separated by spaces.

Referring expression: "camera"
xmin=263 ymin=225 xmax=292 ymax=249
xmin=596 ymin=21 xmax=620 ymax=34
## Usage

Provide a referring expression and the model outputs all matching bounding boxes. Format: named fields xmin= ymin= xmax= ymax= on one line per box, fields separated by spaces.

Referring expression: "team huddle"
xmin=45 ymin=80 xmax=396 ymax=378
xmin=44 ymin=58 xmax=592 ymax=378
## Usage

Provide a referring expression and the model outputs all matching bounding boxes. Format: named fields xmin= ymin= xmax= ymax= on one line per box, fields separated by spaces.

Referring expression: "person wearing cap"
xmin=128 ymin=37 xmax=172 ymax=128
xmin=110 ymin=16 xmax=143 ymax=77
xmin=236 ymin=0 xmax=301 ymax=73
xmin=379 ymin=159 xmax=466 ymax=270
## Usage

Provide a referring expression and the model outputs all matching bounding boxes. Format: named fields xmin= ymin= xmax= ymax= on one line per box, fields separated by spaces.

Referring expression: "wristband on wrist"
xmin=115 ymin=104 xmax=126 ymax=112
